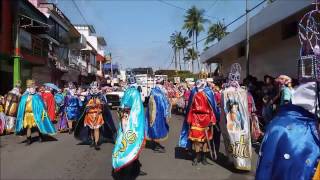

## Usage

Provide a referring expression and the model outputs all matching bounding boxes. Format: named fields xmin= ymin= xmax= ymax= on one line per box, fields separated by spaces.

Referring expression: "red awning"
xmin=96 ymin=53 xmax=105 ymax=62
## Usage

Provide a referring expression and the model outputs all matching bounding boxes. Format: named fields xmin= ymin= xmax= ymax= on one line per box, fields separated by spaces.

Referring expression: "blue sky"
xmin=53 ymin=0 xmax=266 ymax=71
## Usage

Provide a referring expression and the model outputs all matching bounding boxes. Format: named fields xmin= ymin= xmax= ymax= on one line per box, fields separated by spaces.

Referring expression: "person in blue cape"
xmin=112 ymin=76 xmax=146 ymax=180
xmin=74 ymin=81 xmax=116 ymax=150
xmin=145 ymin=80 xmax=170 ymax=153
xmin=15 ymin=80 xmax=57 ymax=145
xmin=255 ymin=82 xmax=320 ymax=180
xmin=178 ymin=77 xmax=220 ymax=166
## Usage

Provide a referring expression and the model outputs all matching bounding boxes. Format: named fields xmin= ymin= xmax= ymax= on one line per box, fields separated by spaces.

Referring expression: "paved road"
xmin=0 ymin=111 xmax=258 ymax=180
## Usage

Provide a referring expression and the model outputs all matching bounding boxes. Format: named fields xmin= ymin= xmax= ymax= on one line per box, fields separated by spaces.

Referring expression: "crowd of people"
xmin=0 ymin=67 xmax=319 ymax=180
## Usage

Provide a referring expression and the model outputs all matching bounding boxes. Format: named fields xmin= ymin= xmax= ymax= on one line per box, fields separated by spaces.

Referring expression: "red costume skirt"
xmin=84 ymin=112 xmax=104 ymax=129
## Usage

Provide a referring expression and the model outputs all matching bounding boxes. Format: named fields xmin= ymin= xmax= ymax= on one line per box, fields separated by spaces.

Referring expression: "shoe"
xmin=201 ymin=156 xmax=209 ymax=165
xmin=192 ymin=153 xmax=200 ymax=166
xmin=154 ymin=146 xmax=166 ymax=153
xmin=192 ymin=158 xmax=198 ymax=166
xmin=94 ymin=143 xmax=100 ymax=151
xmin=38 ymin=134 xmax=43 ymax=143
xmin=68 ymin=129 xmax=73 ymax=134
xmin=26 ymin=136 xmax=32 ymax=145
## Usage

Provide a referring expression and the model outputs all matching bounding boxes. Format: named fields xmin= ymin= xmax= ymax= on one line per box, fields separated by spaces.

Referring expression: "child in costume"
xmin=63 ymin=83 xmax=82 ymax=134
xmin=15 ymin=80 xmax=56 ymax=145
xmin=74 ymin=81 xmax=116 ymax=150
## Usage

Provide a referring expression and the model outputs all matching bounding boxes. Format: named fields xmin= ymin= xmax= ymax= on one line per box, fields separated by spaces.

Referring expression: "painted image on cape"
xmin=226 ymin=99 xmax=245 ymax=132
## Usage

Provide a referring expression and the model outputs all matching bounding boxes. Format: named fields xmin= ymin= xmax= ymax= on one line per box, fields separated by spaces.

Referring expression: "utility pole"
xmin=246 ymin=0 xmax=250 ymax=78
xmin=110 ymin=53 xmax=113 ymax=80
xmin=13 ymin=2 xmax=21 ymax=86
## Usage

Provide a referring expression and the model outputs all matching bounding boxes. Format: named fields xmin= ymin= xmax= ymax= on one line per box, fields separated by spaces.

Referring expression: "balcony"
xmin=69 ymin=54 xmax=81 ymax=70
xmin=69 ymin=34 xmax=87 ymax=50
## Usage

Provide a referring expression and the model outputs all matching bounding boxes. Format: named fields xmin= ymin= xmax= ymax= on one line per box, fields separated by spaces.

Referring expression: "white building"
xmin=74 ymin=24 xmax=107 ymax=79
xmin=200 ymin=0 xmax=313 ymax=81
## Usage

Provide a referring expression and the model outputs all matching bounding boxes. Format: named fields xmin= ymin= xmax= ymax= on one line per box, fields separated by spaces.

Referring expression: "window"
xmin=282 ymin=21 xmax=298 ymax=40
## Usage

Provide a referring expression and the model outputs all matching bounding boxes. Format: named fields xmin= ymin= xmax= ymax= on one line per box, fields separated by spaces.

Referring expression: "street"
xmin=0 ymin=111 xmax=257 ymax=180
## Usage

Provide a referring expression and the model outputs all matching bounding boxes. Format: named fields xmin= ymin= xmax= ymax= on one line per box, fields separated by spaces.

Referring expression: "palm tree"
xmin=175 ymin=32 xmax=190 ymax=71
xmin=205 ymin=21 xmax=228 ymax=45
xmin=179 ymin=36 xmax=190 ymax=70
xmin=169 ymin=32 xmax=178 ymax=70
xmin=185 ymin=47 xmax=198 ymax=73
xmin=183 ymin=6 xmax=209 ymax=71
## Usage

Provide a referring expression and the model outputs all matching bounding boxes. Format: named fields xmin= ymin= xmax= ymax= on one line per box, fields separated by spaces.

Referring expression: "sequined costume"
xmin=256 ymin=82 xmax=320 ymax=180
xmin=187 ymin=91 xmax=216 ymax=152
xmin=112 ymin=86 xmax=145 ymax=171
xmin=74 ymin=93 xmax=116 ymax=143
xmin=15 ymin=92 xmax=56 ymax=135
xmin=146 ymin=86 xmax=170 ymax=141
xmin=23 ymin=96 xmax=37 ymax=128
xmin=41 ymin=91 xmax=56 ymax=122
xmin=255 ymin=104 xmax=319 ymax=180
xmin=4 ymin=88 xmax=21 ymax=133
xmin=65 ymin=95 xmax=82 ymax=121
xmin=84 ymin=95 xmax=105 ymax=129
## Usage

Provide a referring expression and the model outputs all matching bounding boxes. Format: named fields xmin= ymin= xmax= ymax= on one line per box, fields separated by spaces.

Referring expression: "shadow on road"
xmin=174 ymin=146 xmax=193 ymax=160
xmin=19 ymin=135 xmax=58 ymax=144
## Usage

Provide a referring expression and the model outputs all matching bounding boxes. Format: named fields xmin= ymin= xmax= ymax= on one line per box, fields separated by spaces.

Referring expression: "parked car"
xmin=105 ymin=87 xmax=124 ymax=109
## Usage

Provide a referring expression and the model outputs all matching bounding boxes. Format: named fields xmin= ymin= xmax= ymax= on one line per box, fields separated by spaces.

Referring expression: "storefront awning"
xmin=96 ymin=53 xmax=105 ymax=62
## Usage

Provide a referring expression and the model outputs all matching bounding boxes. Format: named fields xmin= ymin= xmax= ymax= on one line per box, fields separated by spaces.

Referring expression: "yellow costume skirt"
xmin=23 ymin=112 xmax=37 ymax=129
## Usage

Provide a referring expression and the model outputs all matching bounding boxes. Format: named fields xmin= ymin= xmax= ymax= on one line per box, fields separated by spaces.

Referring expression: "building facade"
xmin=200 ymin=0 xmax=312 ymax=81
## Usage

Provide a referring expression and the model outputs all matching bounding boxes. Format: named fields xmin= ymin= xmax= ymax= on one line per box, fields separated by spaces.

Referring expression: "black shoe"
xmin=94 ymin=143 xmax=100 ymax=151
xmin=201 ymin=156 xmax=209 ymax=165
xmin=38 ymin=134 xmax=43 ymax=143
xmin=68 ymin=129 xmax=73 ymax=134
xmin=26 ymin=136 xmax=32 ymax=145
xmin=201 ymin=153 xmax=212 ymax=165
xmin=139 ymin=170 xmax=147 ymax=176
xmin=154 ymin=146 xmax=166 ymax=153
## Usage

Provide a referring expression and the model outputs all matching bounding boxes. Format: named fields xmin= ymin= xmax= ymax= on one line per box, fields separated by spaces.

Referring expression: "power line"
xmin=71 ymin=0 xmax=90 ymax=25
xmin=157 ymin=0 xmax=218 ymax=20
xmin=190 ymin=0 xmax=267 ymax=47
xmin=207 ymin=0 xmax=218 ymax=12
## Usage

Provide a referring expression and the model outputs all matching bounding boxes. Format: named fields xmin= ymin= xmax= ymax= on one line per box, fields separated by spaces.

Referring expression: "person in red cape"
xmin=187 ymin=79 xmax=216 ymax=166
xmin=41 ymin=86 xmax=56 ymax=123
